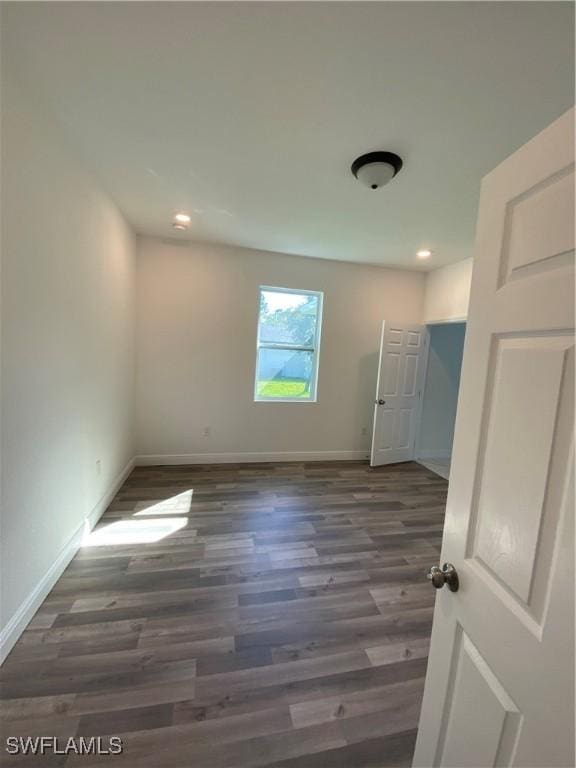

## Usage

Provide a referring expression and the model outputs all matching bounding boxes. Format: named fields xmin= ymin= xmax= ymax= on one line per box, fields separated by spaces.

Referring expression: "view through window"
xmin=254 ymin=286 xmax=323 ymax=401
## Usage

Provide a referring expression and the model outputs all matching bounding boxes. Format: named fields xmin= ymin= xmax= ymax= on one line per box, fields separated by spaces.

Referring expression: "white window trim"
xmin=254 ymin=285 xmax=324 ymax=403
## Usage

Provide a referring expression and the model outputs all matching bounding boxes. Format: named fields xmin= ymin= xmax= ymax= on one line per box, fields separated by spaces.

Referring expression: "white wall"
xmin=0 ymin=73 xmax=136 ymax=658
xmin=135 ymin=237 xmax=425 ymax=462
xmin=424 ymin=258 xmax=473 ymax=324
xmin=417 ymin=323 xmax=466 ymax=459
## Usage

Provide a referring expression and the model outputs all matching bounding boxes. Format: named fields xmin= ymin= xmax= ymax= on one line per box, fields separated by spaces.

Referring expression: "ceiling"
xmin=3 ymin=2 xmax=574 ymax=270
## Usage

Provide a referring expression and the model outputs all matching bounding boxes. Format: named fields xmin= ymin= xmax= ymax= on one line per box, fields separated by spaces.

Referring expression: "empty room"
xmin=1 ymin=2 xmax=574 ymax=767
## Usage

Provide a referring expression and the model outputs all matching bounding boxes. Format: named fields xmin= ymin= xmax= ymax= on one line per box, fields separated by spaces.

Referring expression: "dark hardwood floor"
xmin=1 ymin=461 xmax=447 ymax=767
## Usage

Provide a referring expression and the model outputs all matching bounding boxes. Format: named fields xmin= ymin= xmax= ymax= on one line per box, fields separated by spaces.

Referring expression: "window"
xmin=254 ymin=286 xmax=323 ymax=402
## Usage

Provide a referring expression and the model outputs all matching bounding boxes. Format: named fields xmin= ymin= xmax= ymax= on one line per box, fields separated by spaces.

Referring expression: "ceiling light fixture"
xmin=417 ymin=249 xmax=432 ymax=260
xmin=173 ymin=212 xmax=191 ymax=230
xmin=351 ymin=151 xmax=403 ymax=190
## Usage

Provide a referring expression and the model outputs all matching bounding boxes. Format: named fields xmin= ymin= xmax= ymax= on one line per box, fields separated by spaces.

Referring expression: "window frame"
xmin=254 ymin=285 xmax=324 ymax=403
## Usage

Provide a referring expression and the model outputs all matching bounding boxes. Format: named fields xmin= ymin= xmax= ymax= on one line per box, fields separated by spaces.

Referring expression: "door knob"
xmin=427 ymin=563 xmax=459 ymax=592
xmin=376 ymin=399 xmax=386 ymax=405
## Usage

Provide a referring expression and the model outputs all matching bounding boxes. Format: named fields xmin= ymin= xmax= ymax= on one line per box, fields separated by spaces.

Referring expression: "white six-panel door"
xmin=370 ymin=322 xmax=428 ymax=467
xmin=413 ymin=108 xmax=574 ymax=767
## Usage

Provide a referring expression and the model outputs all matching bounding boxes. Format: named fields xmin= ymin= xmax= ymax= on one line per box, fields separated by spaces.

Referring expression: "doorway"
xmin=415 ymin=322 xmax=466 ymax=479
xmin=370 ymin=321 xmax=466 ymax=476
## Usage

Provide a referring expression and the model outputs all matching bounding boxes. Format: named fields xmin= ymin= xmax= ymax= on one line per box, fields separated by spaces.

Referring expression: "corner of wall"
xmin=423 ymin=258 xmax=473 ymax=325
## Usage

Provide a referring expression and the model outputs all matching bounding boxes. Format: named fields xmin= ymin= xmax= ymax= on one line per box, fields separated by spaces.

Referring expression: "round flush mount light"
xmin=416 ymin=249 xmax=432 ymax=260
xmin=351 ymin=151 xmax=403 ymax=190
xmin=173 ymin=212 xmax=191 ymax=230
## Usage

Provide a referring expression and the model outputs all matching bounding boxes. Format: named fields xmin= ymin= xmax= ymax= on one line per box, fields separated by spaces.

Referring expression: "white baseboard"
xmin=85 ymin=457 xmax=135 ymax=531
xmin=0 ymin=457 xmax=135 ymax=665
xmin=135 ymin=450 xmax=370 ymax=466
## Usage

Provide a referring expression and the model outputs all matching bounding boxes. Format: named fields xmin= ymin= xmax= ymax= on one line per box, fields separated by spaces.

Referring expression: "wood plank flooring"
xmin=1 ymin=461 xmax=447 ymax=767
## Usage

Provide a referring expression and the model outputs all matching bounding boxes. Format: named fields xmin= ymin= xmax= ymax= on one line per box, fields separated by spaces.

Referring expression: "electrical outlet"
xmin=95 ymin=459 xmax=102 ymax=476
xmin=361 ymin=426 xmax=368 ymax=436
xmin=203 ymin=426 xmax=211 ymax=438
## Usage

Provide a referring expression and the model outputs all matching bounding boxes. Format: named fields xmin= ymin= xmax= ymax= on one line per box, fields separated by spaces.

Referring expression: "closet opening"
xmin=415 ymin=322 xmax=466 ymax=479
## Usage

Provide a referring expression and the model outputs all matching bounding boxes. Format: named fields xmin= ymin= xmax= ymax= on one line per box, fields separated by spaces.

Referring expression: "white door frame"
xmin=412 ymin=326 xmax=430 ymax=463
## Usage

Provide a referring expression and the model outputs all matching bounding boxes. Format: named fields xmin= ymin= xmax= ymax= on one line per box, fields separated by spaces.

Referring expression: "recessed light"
xmin=417 ymin=249 xmax=432 ymax=260
xmin=174 ymin=213 xmax=191 ymax=224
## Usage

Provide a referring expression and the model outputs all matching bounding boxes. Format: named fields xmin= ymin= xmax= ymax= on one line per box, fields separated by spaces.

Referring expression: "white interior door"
xmin=370 ymin=322 xmax=428 ymax=467
xmin=413 ymin=108 xmax=575 ymax=768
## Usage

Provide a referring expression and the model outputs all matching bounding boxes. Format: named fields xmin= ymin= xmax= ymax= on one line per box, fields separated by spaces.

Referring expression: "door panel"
xmin=371 ymin=323 xmax=428 ymax=466
xmin=397 ymin=407 xmax=411 ymax=449
xmin=383 ymin=353 xmax=400 ymax=395
xmin=439 ymin=631 xmax=521 ymax=768
xmin=380 ymin=409 xmax=395 ymax=450
xmin=413 ymin=108 xmax=574 ymax=767
xmin=471 ymin=335 xmax=573 ymax=605
xmin=403 ymin=354 xmax=419 ymax=395
xmin=499 ymin=165 xmax=574 ymax=285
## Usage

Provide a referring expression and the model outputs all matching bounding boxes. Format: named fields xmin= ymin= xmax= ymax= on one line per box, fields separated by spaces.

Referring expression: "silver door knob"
xmin=427 ymin=563 xmax=459 ymax=592
xmin=375 ymin=399 xmax=386 ymax=405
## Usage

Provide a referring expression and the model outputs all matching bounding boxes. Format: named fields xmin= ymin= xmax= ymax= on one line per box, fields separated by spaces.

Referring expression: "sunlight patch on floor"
xmin=133 ymin=489 xmax=193 ymax=517
xmin=82 ymin=517 xmax=187 ymax=547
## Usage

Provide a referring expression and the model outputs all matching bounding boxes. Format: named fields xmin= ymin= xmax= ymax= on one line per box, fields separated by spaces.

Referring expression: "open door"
xmin=370 ymin=322 xmax=428 ymax=467
xmin=413 ymin=109 xmax=574 ymax=767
